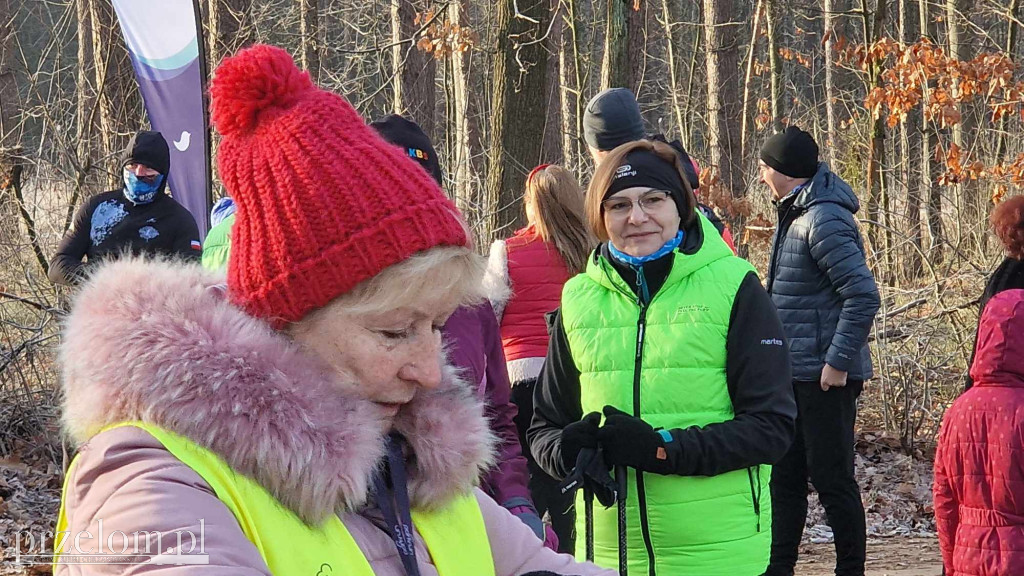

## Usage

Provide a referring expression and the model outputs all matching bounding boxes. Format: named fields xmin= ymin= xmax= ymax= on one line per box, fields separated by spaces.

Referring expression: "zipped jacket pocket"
xmin=747 ymin=466 xmax=762 ymax=532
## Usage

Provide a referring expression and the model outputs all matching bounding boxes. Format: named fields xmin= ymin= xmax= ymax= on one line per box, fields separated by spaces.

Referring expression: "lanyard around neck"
xmin=371 ymin=434 xmax=421 ymax=576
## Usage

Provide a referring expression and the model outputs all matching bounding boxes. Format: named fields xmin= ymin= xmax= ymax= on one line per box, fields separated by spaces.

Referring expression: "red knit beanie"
xmin=210 ymin=45 xmax=468 ymax=327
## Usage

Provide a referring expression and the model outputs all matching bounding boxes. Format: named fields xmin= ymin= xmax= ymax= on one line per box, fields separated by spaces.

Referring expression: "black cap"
xmin=583 ymin=88 xmax=645 ymax=151
xmin=122 ymin=130 xmax=170 ymax=175
xmin=369 ymin=114 xmax=443 ymax=185
xmin=760 ymin=126 xmax=819 ymax=179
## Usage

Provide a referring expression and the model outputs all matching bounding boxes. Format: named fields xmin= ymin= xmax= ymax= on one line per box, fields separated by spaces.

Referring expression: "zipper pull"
xmin=635 ymin=265 xmax=649 ymax=305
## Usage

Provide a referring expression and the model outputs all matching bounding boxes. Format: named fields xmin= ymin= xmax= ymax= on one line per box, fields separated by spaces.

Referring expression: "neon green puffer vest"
xmin=201 ymin=213 xmax=233 ymax=271
xmin=55 ymin=422 xmax=495 ymax=575
xmin=561 ymin=214 xmax=771 ymax=576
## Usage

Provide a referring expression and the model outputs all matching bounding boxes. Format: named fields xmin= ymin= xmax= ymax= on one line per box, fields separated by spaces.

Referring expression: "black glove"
xmin=559 ymin=412 xmax=601 ymax=471
xmin=558 ymin=447 xmax=618 ymax=508
xmin=596 ymin=405 xmax=674 ymax=474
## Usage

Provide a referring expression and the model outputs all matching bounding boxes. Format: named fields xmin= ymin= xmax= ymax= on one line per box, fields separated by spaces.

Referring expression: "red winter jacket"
xmin=935 ymin=288 xmax=1024 ymax=576
xmin=499 ymin=226 xmax=572 ymax=363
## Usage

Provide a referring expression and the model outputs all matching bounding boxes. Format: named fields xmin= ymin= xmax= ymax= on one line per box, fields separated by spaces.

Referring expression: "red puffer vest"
xmin=500 ymin=226 xmax=572 ymax=362
xmin=934 ymin=288 xmax=1024 ymax=576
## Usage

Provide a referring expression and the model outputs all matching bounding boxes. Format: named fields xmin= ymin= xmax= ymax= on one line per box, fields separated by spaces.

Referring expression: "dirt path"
xmin=797 ymin=537 xmax=941 ymax=575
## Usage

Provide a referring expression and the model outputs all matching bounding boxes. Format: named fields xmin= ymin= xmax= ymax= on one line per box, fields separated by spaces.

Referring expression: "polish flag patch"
xmin=190 ymin=240 xmax=202 ymax=250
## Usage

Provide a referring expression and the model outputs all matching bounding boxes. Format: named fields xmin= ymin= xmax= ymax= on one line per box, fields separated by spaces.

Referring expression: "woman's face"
xmin=602 ymin=186 xmax=681 ymax=257
xmin=290 ymin=294 xmax=459 ymax=420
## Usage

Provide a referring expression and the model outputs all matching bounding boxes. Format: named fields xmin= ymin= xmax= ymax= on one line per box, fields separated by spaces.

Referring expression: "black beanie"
xmin=122 ymin=130 xmax=170 ymax=175
xmin=369 ymin=114 xmax=443 ymax=185
xmin=583 ymin=88 xmax=645 ymax=151
xmin=760 ymin=126 xmax=819 ymax=179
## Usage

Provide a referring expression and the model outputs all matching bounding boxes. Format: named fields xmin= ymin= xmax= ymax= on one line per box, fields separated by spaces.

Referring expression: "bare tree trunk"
xmin=207 ymin=0 xmax=224 ymax=65
xmin=946 ymin=0 xmax=982 ymax=251
xmin=567 ymin=0 xmax=587 ymax=179
xmin=664 ymin=0 xmax=691 ymax=143
xmin=765 ymin=0 xmax=784 ymax=132
xmin=705 ymin=0 xmax=746 ymax=237
xmin=205 ymin=0 xmax=252 ymax=191
xmin=300 ymin=0 xmax=321 ymax=81
xmin=919 ymin=0 xmax=943 ymax=259
xmin=0 ymin=0 xmax=17 ymax=155
xmin=601 ymin=0 xmax=630 ymax=90
xmin=448 ymin=0 xmax=475 ymax=211
xmin=392 ymin=0 xmax=437 ymax=137
xmin=824 ymin=0 xmax=839 ymax=166
xmin=89 ymin=0 xmax=116 ymax=185
xmin=0 ymin=0 xmax=30 ymax=266
xmin=71 ymin=0 xmax=96 ymax=232
xmin=740 ymin=0 xmax=765 ymax=157
xmin=684 ymin=1 xmax=701 ymax=150
xmin=560 ymin=0 xmax=580 ymax=173
xmin=996 ymin=0 xmax=1020 ymax=164
xmin=206 ymin=0 xmax=253 ymax=64
xmin=0 ymin=0 xmax=42 ymax=273
xmin=487 ymin=0 xmax=551 ymax=240
xmin=863 ymin=0 xmax=889 ymax=274
xmin=626 ymin=0 xmax=647 ymax=93
xmin=899 ymin=0 xmax=923 ymax=278
xmin=542 ymin=0 xmax=563 ymax=162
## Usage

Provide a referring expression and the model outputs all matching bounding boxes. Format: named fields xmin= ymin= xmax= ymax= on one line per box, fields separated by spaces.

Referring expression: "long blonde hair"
xmin=525 ymin=165 xmax=594 ymax=275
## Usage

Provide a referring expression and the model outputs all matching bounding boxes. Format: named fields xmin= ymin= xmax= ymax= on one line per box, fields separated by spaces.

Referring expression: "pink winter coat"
xmin=56 ymin=258 xmax=615 ymax=576
xmin=934 ymin=288 xmax=1024 ymax=576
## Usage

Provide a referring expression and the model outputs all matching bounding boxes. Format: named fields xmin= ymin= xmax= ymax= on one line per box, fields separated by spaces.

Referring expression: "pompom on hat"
xmin=210 ymin=45 xmax=468 ymax=327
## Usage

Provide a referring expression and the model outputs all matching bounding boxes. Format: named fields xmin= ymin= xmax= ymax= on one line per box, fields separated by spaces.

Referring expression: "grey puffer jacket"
xmin=766 ymin=163 xmax=880 ymax=381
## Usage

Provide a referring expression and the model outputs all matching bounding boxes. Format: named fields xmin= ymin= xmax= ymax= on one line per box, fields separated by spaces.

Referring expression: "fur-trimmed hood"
xmin=60 ymin=257 xmax=495 ymax=525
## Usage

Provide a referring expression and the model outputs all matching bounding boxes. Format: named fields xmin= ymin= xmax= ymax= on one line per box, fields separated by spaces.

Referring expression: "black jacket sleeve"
xmin=48 ymin=197 xmax=96 ymax=286
xmin=171 ymin=208 xmax=202 ymax=261
xmin=527 ymin=308 xmax=584 ymax=481
xmin=661 ymin=272 xmax=797 ymax=476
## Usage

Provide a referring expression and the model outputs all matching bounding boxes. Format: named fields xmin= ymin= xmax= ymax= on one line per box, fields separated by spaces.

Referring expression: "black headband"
xmin=603 ymin=149 xmax=687 ymax=202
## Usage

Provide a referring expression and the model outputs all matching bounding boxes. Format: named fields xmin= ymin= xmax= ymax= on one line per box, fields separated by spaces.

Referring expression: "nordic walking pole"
xmin=615 ymin=465 xmax=628 ymax=576
xmin=584 ymin=484 xmax=595 ymax=562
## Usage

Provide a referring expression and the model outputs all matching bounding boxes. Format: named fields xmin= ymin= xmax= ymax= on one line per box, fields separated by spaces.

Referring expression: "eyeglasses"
xmin=601 ymin=190 xmax=672 ymax=217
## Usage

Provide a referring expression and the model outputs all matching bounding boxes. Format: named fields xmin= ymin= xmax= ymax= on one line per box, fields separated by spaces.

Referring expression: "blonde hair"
xmin=289 ymin=247 xmax=485 ymax=329
xmin=525 ymin=165 xmax=595 ymax=275
xmin=585 ymin=140 xmax=696 ymax=242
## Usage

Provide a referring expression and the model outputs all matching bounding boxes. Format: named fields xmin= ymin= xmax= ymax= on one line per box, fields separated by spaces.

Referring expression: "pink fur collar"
xmin=60 ymin=258 xmax=495 ymax=525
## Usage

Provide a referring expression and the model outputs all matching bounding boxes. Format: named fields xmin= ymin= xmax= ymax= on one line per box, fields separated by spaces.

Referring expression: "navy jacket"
xmin=766 ymin=163 xmax=880 ymax=381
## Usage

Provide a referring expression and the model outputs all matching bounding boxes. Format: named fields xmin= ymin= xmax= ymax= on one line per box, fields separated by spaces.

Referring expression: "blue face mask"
xmin=123 ymin=167 xmax=164 ymax=205
xmin=608 ymin=230 xmax=685 ymax=266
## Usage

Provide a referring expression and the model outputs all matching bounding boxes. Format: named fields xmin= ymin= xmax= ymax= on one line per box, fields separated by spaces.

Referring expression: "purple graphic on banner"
xmin=112 ymin=1 xmax=211 ymax=235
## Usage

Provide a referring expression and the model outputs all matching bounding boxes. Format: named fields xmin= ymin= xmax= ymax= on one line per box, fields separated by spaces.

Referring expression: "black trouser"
xmin=766 ymin=380 xmax=866 ymax=576
xmin=511 ymin=378 xmax=576 ymax=554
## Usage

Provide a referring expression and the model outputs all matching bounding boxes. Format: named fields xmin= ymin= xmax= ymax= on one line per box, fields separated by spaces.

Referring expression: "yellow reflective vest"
xmin=56 ymin=422 xmax=495 ymax=575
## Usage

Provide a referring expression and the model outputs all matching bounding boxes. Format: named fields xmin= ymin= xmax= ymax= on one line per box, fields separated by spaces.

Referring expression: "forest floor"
xmin=799 ymin=538 xmax=941 ymax=575
xmin=795 ymin=430 xmax=940 ymax=575
xmin=0 ymin=430 xmax=941 ymax=574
